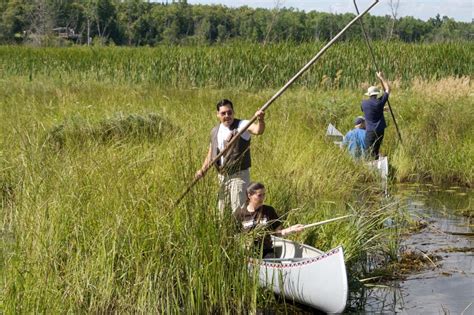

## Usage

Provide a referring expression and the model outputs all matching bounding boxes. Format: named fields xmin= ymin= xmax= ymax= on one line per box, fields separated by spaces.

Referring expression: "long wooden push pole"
xmin=302 ymin=215 xmax=353 ymax=230
xmin=175 ymin=0 xmax=381 ymax=206
xmin=353 ymin=0 xmax=403 ymax=143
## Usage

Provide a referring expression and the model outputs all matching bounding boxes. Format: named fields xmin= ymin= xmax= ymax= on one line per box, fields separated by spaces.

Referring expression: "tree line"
xmin=0 ymin=0 xmax=471 ymax=46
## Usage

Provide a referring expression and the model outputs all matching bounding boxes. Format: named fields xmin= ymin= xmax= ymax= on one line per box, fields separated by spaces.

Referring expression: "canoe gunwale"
xmin=249 ymin=246 xmax=342 ymax=269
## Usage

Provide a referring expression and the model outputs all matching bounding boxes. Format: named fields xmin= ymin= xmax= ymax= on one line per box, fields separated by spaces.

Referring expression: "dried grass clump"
xmin=1 ymin=180 xmax=15 ymax=208
xmin=46 ymin=113 xmax=178 ymax=149
xmin=393 ymin=249 xmax=441 ymax=274
xmin=410 ymin=76 xmax=471 ymax=101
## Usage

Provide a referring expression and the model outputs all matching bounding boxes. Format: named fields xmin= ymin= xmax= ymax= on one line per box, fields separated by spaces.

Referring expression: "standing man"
xmin=361 ymin=72 xmax=391 ymax=160
xmin=195 ymin=99 xmax=265 ymax=213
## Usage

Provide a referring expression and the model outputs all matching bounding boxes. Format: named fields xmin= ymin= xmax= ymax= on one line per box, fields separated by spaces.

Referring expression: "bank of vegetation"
xmin=1 ymin=44 xmax=471 ymax=312
xmin=0 ymin=42 xmax=471 ymax=88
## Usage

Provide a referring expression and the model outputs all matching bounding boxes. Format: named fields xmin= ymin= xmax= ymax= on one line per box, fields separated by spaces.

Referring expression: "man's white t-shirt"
xmin=217 ymin=120 xmax=251 ymax=166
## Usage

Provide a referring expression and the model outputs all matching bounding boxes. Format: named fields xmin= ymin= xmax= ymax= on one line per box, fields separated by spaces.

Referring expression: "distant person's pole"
xmin=353 ymin=0 xmax=403 ymax=143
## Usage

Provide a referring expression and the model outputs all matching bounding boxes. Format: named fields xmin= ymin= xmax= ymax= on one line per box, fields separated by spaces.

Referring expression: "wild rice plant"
xmin=0 ymin=41 xmax=471 ymax=89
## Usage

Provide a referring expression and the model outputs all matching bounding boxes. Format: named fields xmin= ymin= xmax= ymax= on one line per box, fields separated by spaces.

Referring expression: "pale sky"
xmin=186 ymin=0 xmax=473 ymax=22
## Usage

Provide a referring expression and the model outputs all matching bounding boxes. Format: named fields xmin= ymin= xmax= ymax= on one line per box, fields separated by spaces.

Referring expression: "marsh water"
xmin=357 ymin=184 xmax=473 ymax=314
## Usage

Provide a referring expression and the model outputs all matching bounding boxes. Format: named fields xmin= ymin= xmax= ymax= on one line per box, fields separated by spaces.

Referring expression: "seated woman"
xmin=234 ymin=182 xmax=304 ymax=258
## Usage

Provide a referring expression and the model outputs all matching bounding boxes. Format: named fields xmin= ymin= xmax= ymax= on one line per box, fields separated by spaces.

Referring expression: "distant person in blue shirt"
xmin=361 ymin=72 xmax=391 ymax=160
xmin=342 ymin=116 xmax=367 ymax=160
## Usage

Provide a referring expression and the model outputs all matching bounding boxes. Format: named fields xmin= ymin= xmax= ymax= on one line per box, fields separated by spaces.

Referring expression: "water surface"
xmin=361 ymin=184 xmax=473 ymax=314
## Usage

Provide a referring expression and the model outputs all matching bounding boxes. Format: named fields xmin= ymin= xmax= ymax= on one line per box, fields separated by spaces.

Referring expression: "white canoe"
xmin=249 ymin=237 xmax=348 ymax=313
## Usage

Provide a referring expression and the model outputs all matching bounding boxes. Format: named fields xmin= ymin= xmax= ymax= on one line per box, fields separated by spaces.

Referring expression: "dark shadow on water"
xmin=261 ymin=294 xmax=326 ymax=314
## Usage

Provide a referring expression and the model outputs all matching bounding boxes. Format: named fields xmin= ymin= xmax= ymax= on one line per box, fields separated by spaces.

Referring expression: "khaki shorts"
xmin=217 ymin=169 xmax=250 ymax=213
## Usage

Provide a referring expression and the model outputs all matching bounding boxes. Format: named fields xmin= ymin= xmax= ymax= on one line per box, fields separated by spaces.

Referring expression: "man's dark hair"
xmin=247 ymin=182 xmax=265 ymax=196
xmin=216 ymin=99 xmax=234 ymax=111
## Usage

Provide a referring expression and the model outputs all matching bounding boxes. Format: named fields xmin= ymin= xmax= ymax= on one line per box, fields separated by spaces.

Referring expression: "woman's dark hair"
xmin=216 ymin=99 xmax=233 ymax=111
xmin=247 ymin=182 xmax=265 ymax=197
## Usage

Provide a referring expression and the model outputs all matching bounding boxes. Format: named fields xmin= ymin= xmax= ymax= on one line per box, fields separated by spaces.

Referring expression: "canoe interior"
xmin=270 ymin=237 xmax=324 ymax=262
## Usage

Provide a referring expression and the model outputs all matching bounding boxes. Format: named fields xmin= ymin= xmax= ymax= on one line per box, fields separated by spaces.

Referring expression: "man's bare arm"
xmin=376 ymin=72 xmax=390 ymax=94
xmin=248 ymin=110 xmax=265 ymax=135
xmin=195 ymin=144 xmax=212 ymax=179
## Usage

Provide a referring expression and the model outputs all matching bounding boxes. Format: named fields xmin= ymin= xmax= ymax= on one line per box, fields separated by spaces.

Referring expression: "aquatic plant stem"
xmin=302 ymin=215 xmax=353 ymax=230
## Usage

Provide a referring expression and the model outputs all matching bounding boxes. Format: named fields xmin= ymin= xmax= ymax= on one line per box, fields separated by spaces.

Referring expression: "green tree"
xmin=195 ymin=16 xmax=211 ymax=43
xmin=398 ymin=16 xmax=430 ymax=42
xmin=0 ymin=0 xmax=471 ymax=45
xmin=96 ymin=0 xmax=122 ymax=44
xmin=117 ymin=0 xmax=150 ymax=45
xmin=1 ymin=0 xmax=34 ymax=41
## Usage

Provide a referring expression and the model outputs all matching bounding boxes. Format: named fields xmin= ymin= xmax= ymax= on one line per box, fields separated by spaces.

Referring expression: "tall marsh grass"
xmin=389 ymin=77 xmax=473 ymax=186
xmin=1 ymin=46 xmax=471 ymax=312
xmin=0 ymin=42 xmax=471 ymax=89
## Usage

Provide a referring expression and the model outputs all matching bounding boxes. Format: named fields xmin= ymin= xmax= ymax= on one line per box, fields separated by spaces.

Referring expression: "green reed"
xmin=1 ymin=60 xmax=471 ymax=312
xmin=0 ymin=41 xmax=471 ymax=89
